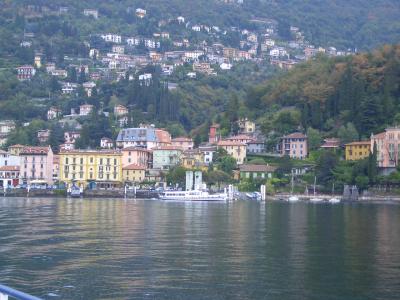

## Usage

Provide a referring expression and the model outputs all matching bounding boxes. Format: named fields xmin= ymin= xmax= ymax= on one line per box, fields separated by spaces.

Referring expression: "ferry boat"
xmin=159 ymin=190 xmax=228 ymax=201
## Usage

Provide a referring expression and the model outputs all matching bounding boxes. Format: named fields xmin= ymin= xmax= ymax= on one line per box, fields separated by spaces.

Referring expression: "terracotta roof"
xmin=172 ymin=137 xmax=193 ymax=142
xmin=0 ymin=166 xmax=19 ymax=171
xmin=155 ymin=129 xmax=172 ymax=143
xmin=154 ymin=145 xmax=183 ymax=151
xmin=239 ymin=164 xmax=277 ymax=172
xmin=217 ymin=140 xmax=246 ymax=146
xmin=60 ymin=149 xmax=122 ymax=155
xmin=321 ymin=138 xmax=341 ymax=148
xmin=226 ymin=134 xmax=255 ymax=141
xmin=121 ymin=146 xmax=151 ymax=152
xmin=372 ymin=132 xmax=385 ymax=139
xmin=345 ymin=141 xmax=371 ymax=146
xmin=282 ymin=132 xmax=307 ymax=139
xmin=20 ymin=146 xmax=51 ymax=155
xmin=123 ymin=164 xmax=146 ymax=170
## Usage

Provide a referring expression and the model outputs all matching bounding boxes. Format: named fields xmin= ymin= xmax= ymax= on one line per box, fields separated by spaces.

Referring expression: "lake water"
xmin=0 ymin=198 xmax=399 ymax=300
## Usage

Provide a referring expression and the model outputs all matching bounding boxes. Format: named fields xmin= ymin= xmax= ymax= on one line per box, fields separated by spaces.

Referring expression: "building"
xmin=246 ymin=141 xmax=265 ymax=154
xmin=0 ymin=166 xmax=20 ymax=188
xmin=8 ymin=144 xmax=25 ymax=156
xmin=114 ymin=105 xmax=128 ymax=117
xmin=20 ymin=146 xmax=54 ymax=185
xmin=239 ymin=164 xmax=277 ymax=180
xmin=17 ymin=65 xmax=36 ymax=80
xmin=152 ymin=146 xmax=183 ymax=170
xmin=199 ymin=145 xmax=217 ymax=165
xmin=278 ymin=132 xmax=308 ymax=159
xmin=116 ymin=126 xmax=171 ymax=149
xmin=83 ymin=9 xmax=98 ymax=18
xmin=181 ymin=149 xmax=206 ymax=171
xmin=217 ymin=140 xmax=247 ymax=164
xmin=0 ymin=150 xmax=20 ymax=167
xmin=100 ymin=137 xmax=114 ymax=149
xmin=82 ymin=82 xmax=96 ymax=97
xmin=122 ymin=164 xmax=146 ymax=183
xmin=59 ymin=150 xmax=123 ymax=189
xmin=37 ymin=129 xmax=51 ymax=143
xmin=47 ymin=107 xmax=62 ymax=120
xmin=135 ymin=8 xmax=146 ymax=18
xmin=208 ymin=124 xmax=221 ymax=144
xmin=226 ymin=134 xmax=255 ymax=144
xmin=345 ymin=141 xmax=370 ymax=161
xmin=171 ymin=137 xmax=194 ymax=151
xmin=237 ymin=118 xmax=256 ymax=134
xmin=371 ymin=127 xmax=400 ymax=169
xmin=121 ymin=147 xmax=152 ymax=168
xmin=53 ymin=155 xmax=60 ymax=183
xmin=0 ymin=120 xmax=16 ymax=145
xmin=321 ymin=138 xmax=341 ymax=150
xmin=79 ymin=104 xmax=94 ymax=116
xmin=64 ymin=131 xmax=81 ymax=144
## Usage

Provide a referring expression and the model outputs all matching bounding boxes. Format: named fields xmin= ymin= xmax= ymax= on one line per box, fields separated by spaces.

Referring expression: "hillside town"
xmin=0 ymin=112 xmax=398 ymax=191
xmin=14 ymin=4 xmax=354 ymax=85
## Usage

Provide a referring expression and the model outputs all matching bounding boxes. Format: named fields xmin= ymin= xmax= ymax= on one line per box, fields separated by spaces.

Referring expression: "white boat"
xmin=288 ymin=171 xmax=300 ymax=202
xmin=309 ymin=176 xmax=323 ymax=202
xmin=159 ymin=190 xmax=228 ymax=201
xmin=309 ymin=197 xmax=324 ymax=203
xmin=329 ymin=197 xmax=341 ymax=204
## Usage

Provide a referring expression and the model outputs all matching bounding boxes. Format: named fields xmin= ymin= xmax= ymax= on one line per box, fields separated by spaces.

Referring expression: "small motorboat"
xmin=288 ymin=195 xmax=300 ymax=202
xmin=329 ymin=197 xmax=341 ymax=204
xmin=309 ymin=197 xmax=324 ymax=203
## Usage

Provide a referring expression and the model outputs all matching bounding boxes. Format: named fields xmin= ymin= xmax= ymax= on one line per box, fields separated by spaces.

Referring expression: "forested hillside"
xmin=246 ymin=44 xmax=400 ymax=141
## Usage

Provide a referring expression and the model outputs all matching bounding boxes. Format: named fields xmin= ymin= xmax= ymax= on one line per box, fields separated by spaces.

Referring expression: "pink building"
xmin=20 ymin=146 xmax=54 ymax=185
xmin=171 ymin=137 xmax=194 ymax=151
xmin=371 ymin=127 xmax=400 ymax=169
xmin=121 ymin=147 xmax=152 ymax=168
xmin=17 ymin=65 xmax=36 ymax=80
xmin=279 ymin=132 xmax=308 ymax=159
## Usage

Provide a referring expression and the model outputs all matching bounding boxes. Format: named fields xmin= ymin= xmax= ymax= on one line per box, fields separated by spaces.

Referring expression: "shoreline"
xmin=1 ymin=190 xmax=400 ymax=204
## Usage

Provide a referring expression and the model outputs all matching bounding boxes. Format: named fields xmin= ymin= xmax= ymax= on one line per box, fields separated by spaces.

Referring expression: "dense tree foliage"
xmin=248 ymin=45 xmax=400 ymax=139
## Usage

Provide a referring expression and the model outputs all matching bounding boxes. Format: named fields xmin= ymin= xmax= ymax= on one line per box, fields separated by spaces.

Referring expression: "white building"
xmin=101 ymin=34 xmax=122 ymax=44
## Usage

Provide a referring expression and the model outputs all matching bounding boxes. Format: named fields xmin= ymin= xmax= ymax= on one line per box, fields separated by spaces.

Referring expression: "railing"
xmin=0 ymin=284 xmax=42 ymax=300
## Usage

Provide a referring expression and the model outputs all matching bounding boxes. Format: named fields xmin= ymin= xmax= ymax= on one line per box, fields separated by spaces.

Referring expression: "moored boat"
xmin=159 ymin=190 xmax=228 ymax=201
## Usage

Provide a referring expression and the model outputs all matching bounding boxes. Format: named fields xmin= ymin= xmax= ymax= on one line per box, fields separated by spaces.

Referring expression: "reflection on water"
xmin=0 ymin=198 xmax=399 ymax=300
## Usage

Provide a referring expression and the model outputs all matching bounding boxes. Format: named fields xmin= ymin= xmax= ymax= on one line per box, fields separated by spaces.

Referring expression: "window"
xmin=73 ymin=158 xmax=76 ymax=164
xmin=65 ymin=158 xmax=69 ymax=164
xmin=41 ymin=164 xmax=43 ymax=169
xmin=100 ymin=158 xmax=103 ymax=165
xmin=114 ymin=159 xmax=117 ymax=165
xmin=90 ymin=157 xmax=93 ymax=163
xmin=80 ymin=158 xmax=83 ymax=164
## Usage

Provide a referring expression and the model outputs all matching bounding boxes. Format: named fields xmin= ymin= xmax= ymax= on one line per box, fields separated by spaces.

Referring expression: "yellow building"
xmin=59 ymin=150 xmax=123 ymax=188
xmin=181 ymin=150 xmax=207 ymax=171
xmin=237 ymin=118 xmax=256 ymax=134
xmin=217 ymin=140 xmax=247 ymax=165
xmin=122 ymin=164 xmax=146 ymax=183
xmin=345 ymin=141 xmax=371 ymax=160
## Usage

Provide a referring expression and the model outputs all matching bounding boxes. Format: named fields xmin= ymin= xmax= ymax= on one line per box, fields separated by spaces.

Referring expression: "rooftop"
xmin=239 ymin=164 xmax=277 ymax=172
xmin=282 ymin=132 xmax=307 ymax=139
xmin=345 ymin=141 xmax=371 ymax=146
xmin=123 ymin=164 xmax=146 ymax=170
xmin=0 ymin=166 xmax=19 ymax=171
